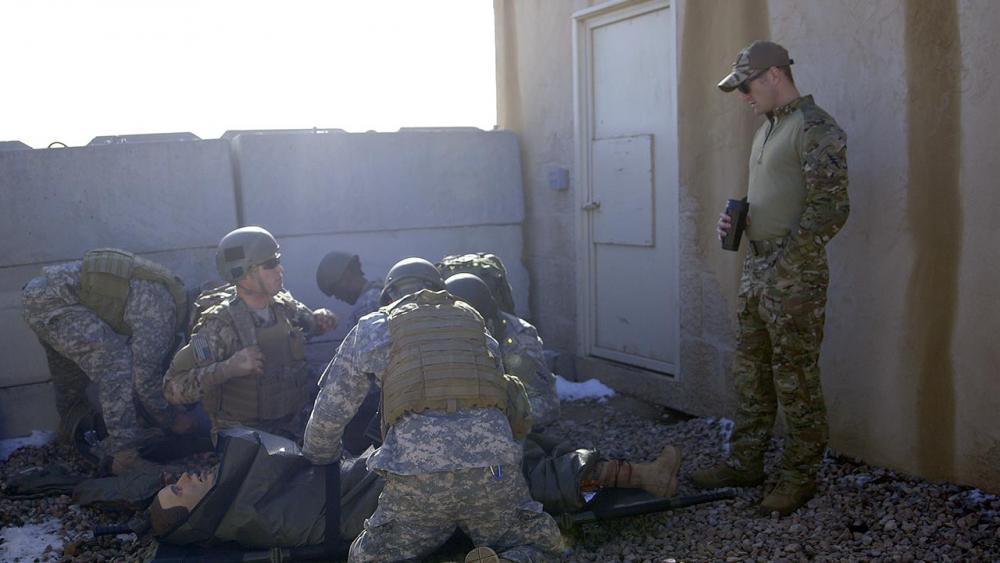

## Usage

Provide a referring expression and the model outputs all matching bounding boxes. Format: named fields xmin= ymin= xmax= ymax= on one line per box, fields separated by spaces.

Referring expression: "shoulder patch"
xmin=191 ymin=333 xmax=213 ymax=364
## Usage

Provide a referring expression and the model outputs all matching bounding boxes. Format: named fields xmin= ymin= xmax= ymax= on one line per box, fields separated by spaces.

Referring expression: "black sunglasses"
xmin=736 ymin=69 xmax=768 ymax=94
xmin=257 ymin=256 xmax=281 ymax=270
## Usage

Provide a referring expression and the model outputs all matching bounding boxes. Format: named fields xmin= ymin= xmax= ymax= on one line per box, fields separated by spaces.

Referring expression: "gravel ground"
xmin=545 ymin=399 xmax=1000 ymax=562
xmin=2 ymin=396 xmax=998 ymax=562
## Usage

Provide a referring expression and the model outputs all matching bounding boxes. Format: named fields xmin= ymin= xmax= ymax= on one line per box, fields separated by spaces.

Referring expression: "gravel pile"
xmin=2 ymin=397 xmax=998 ymax=562
xmin=543 ymin=399 xmax=1000 ymax=562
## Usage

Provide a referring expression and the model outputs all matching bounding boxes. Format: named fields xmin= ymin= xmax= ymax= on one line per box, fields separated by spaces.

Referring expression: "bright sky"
xmin=1 ymin=0 xmax=496 ymax=148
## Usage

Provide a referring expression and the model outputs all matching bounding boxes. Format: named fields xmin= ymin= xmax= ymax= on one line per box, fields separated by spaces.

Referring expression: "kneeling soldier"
xmin=164 ymin=226 xmax=336 ymax=441
xmin=304 ymin=257 xmax=565 ymax=562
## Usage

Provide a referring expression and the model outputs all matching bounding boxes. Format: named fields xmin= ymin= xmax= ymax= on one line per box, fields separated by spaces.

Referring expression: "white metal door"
xmin=574 ymin=0 xmax=678 ymax=374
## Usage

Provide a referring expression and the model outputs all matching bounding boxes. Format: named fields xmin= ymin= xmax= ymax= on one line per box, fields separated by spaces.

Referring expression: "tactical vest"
xmin=436 ymin=253 xmax=516 ymax=314
xmin=203 ymin=298 xmax=309 ymax=424
xmin=78 ymin=248 xmax=188 ymax=335
xmin=380 ymin=290 xmax=507 ymax=436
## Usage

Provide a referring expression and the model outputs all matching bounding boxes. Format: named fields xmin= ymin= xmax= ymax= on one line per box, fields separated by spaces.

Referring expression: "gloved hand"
xmin=218 ymin=345 xmax=264 ymax=380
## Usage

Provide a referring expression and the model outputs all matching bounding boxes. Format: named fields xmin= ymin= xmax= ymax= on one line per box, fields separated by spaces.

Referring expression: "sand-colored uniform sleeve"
xmin=795 ymin=107 xmax=850 ymax=247
xmin=163 ymin=314 xmax=239 ymax=405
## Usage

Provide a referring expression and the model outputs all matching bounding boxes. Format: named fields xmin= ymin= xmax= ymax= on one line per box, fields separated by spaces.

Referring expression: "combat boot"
xmin=689 ymin=462 xmax=765 ymax=490
xmin=594 ymin=445 xmax=682 ymax=497
xmin=757 ymin=479 xmax=816 ymax=516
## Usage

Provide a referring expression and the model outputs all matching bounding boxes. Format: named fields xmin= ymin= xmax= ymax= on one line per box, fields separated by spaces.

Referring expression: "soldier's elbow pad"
xmin=169 ymin=344 xmax=197 ymax=374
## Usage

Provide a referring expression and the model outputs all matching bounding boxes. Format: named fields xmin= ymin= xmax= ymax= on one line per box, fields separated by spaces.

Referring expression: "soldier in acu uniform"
xmin=444 ymin=273 xmax=560 ymax=429
xmin=692 ymin=41 xmax=850 ymax=516
xmin=22 ymin=248 xmax=196 ymax=472
xmin=437 ymin=252 xmax=517 ymax=315
xmin=315 ymin=250 xmax=384 ymax=328
xmin=303 ymin=257 xmax=565 ymax=562
xmin=163 ymin=226 xmax=337 ymax=442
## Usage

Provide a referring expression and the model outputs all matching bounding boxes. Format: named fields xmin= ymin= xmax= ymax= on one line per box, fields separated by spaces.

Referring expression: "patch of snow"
xmin=0 ymin=517 xmax=63 ymax=562
xmin=842 ymin=473 xmax=874 ymax=487
xmin=555 ymin=375 xmax=615 ymax=402
xmin=0 ymin=430 xmax=57 ymax=461
xmin=718 ymin=418 xmax=734 ymax=455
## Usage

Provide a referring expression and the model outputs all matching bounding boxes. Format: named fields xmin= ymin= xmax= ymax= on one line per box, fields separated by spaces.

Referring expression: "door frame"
xmin=572 ymin=0 xmax=680 ymax=375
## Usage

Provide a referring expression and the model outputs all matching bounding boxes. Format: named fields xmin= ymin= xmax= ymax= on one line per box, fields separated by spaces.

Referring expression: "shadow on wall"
xmin=903 ymin=0 xmax=962 ymax=481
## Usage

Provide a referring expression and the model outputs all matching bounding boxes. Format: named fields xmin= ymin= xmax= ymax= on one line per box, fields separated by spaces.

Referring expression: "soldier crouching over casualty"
xmin=444 ymin=274 xmax=682 ymax=505
xmin=163 ymin=226 xmax=337 ymax=442
xmin=444 ymin=273 xmax=560 ymax=429
xmin=316 ymin=250 xmax=385 ymax=328
xmin=303 ymin=257 xmax=566 ymax=562
xmin=22 ymin=248 xmax=198 ymax=473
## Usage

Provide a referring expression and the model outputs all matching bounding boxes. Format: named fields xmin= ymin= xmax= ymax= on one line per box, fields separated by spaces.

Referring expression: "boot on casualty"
xmin=592 ymin=445 xmax=683 ymax=497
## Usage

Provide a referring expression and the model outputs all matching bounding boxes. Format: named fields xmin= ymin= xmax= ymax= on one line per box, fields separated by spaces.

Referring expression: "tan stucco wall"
xmin=495 ymin=0 xmax=600 ymax=364
xmin=496 ymin=0 xmax=1000 ymax=492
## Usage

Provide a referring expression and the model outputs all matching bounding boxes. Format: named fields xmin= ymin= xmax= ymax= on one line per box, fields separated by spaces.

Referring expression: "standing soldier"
xmin=163 ymin=226 xmax=337 ymax=441
xmin=693 ymin=40 xmax=850 ymax=516
xmin=315 ymin=250 xmax=384 ymax=328
xmin=303 ymin=257 xmax=564 ymax=562
xmin=22 ymin=248 xmax=195 ymax=472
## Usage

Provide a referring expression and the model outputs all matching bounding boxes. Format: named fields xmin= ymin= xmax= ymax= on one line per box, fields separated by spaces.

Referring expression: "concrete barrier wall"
xmin=0 ymin=129 xmax=528 ymax=438
xmin=0 ymin=139 xmax=238 ymax=438
xmin=233 ymin=129 xmax=529 ymax=333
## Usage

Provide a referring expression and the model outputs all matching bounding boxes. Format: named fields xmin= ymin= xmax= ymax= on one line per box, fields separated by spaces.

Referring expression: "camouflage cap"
xmin=718 ymin=40 xmax=793 ymax=92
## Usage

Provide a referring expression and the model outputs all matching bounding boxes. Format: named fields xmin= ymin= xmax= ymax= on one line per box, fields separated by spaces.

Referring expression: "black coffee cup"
xmin=721 ymin=197 xmax=749 ymax=251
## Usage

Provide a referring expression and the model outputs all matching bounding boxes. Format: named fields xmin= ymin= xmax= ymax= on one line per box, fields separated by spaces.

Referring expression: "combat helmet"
xmin=444 ymin=273 xmax=499 ymax=329
xmin=316 ymin=251 xmax=360 ymax=297
xmin=436 ymin=253 xmax=516 ymax=314
xmin=380 ymin=257 xmax=444 ymax=305
xmin=215 ymin=226 xmax=280 ymax=282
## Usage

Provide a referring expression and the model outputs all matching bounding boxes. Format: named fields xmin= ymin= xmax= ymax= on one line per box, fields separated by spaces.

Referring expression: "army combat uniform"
xmin=349 ymin=280 xmax=384 ymax=328
xmin=164 ymin=289 xmax=322 ymax=441
xmin=304 ymin=290 xmax=564 ymax=562
xmin=729 ymin=95 xmax=849 ymax=486
xmin=498 ymin=311 xmax=560 ymax=429
xmin=22 ymin=249 xmax=187 ymax=455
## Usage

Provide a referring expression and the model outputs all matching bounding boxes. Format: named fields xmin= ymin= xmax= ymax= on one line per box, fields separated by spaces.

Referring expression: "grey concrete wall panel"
xmin=234 ymin=129 xmax=524 ymax=236
xmin=0 ymin=140 xmax=238 ymax=266
xmin=88 ymin=132 xmax=201 ymax=146
xmin=0 ymin=141 xmax=32 ymax=151
xmin=0 ymin=248 xmax=219 ymax=390
xmin=222 ymin=129 xmax=346 ymax=140
xmin=276 ymin=223 xmax=530 ymax=342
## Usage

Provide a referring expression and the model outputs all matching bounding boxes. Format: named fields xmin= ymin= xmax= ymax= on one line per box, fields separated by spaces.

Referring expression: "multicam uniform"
xmin=729 ymin=95 xmax=849 ymax=486
xmin=22 ymin=250 xmax=187 ymax=454
xmin=498 ymin=311 xmax=560 ymax=429
xmin=164 ymin=290 xmax=322 ymax=441
xmin=304 ymin=290 xmax=563 ymax=563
